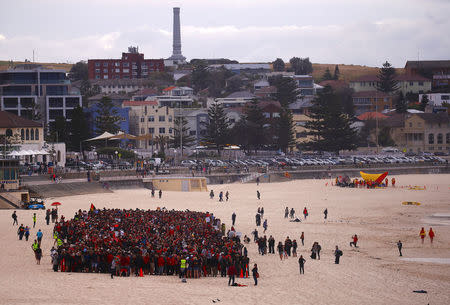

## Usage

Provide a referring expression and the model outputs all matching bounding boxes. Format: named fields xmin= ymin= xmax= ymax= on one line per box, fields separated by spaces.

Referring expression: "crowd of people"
xmin=50 ymin=207 xmax=251 ymax=281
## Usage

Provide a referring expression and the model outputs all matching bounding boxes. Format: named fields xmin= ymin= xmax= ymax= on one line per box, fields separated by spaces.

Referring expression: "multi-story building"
xmin=349 ymin=74 xmax=432 ymax=95
xmin=352 ymin=91 xmax=394 ymax=115
xmin=88 ymin=47 xmax=164 ymax=80
xmin=418 ymin=93 xmax=450 ymax=106
xmin=90 ymin=79 xmax=155 ymax=94
xmin=0 ymin=64 xmax=81 ymax=125
xmin=124 ymin=101 xmax=174 ymax=149
xmin=214 ymin=91 xmax=257 ymax=108
xmin=405 ymin=60 xmax=450 ymax=90
xmin=173 ymin=108 xmax=209 ymax=143
xmin=389 ymin=113 xmax=449 ymax=154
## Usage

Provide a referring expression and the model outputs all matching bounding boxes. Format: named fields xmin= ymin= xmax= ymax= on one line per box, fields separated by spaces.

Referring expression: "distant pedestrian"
xmin=397 ymin=240 xmax=403 ymax=256
xmin=292 ymin=239 xmax=298 ymax=257
xmin=256 ymin=177 xmax=260 ymax=186
xmin=324 ymin=208 xmax=328 ymax=220
xmin=225 ymin=191 xmax=229 ymax=201
xmin=260 ymin=207 xmax=264 ymax=218
xmin=232 ymin=212 xmax=236 ymax=226
xmin=268 ymin=235 xmax=275 ymax=254
xmin=12 ymin=211 xmax=18 ymax=225
xmin=350 ymin=235 xmax=358 ymax=247
xmin=298 ymin=255 xmax=306 ymax=274
xmin=256 ymin=190 xmax=260 ymax=200
xmin=334 ymin=246 xmax=343 ymax=264
xmin=255 ymin=213 xmax=261 ymax=226
xmin=263 ymin=219 xmax=268 ymax=233
xmin=32 ymin=213 xmax=37 ymax=228
xmin=17 ymin=224 xmax=25 ymax=240
xmin=284 ymin=207 xmax=289 ymax=218
xmin=252 ymin=264 xmax=258 ymax=286
xmin=303 ymin=207 xmax=308 ymax=220
xmin=277 ymin=242 xmax=284 ymax=260
xmin=24 ymin=226 xmax=30 ymax=241
xmin=289 ymin=208 xmax=295 ymax=219
xmin=36 ymin=229 xmax=43 ymax=245
xmin=300 ymin=232 xmax=304 ymax=246
xmin=219 ymin=191 xmax=223 ymax=202
xmin=45 ymin=210 xmax=50 ymax=225
xmin=419 ymin=227 xmax=426 ymax=244
xmin=429 ymin=228 xmax=435 ymax=243
xmin=151 ymin=188 xmax=155 ymax=197
xmin=209 ymin=190 xmax=214 ymax=199
xmin=158 ymin=189 xmax=162 ymax=199
xmin=391 ymin=177 xmax=396 ymax=187
xmin=228 ymin=264 xmax=236 ymax=286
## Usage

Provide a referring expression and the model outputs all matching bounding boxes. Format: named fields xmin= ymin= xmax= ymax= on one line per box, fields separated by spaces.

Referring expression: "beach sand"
xmin=1 ymin=174 xmax=449 ymax=305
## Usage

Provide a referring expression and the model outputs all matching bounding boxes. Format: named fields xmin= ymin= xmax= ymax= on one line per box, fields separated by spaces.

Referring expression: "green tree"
xmin=334 ymin=65 xmax=340 ymax=80
xmin=243 ymin=100 xmax=267 ymax=152
xmin=304 ymin=86 xmax=358 ymax=153
xmin=170 ymin=116 xmax=195 ymax=149
xmin=48 ymin=116 xmax=68 ymax=143
xmin=269 ymin=75 xmax=298 ymax=107
xmin=289 ymin=57 xmax=313 ymax=75
xmin=378 ymin=126 xmax=395 ymax=147
xmin=376 ymin=61 xmax=399 ymax=93
xmin=322 ymin=68 xmax=333 ymax=81
xmin=191 ymin=60 xmax=210 ymax=93
xmin=276 ymin=108 xmax=296 ymax=152
xmin=395 ymin=92 xmax=408 ymax=113
xmin=68 ymin=106 xmax=90 ymax=151
xmin=204 ymin=102 xmax=231 ymax=153
xmin=272 ymin=58 xmax=285 ymax=72
xmin=69 ymin=61 xmax=88 ymax=81
xmin=155 ymin=135 xmax=169 ymax=156
xmin=335 ymin=87 xmax=355 ymax=117
xmin=95 ymin=97 xmax=121 ymax=134
xmin=21 ymin=100 xmax=42 ymax=121
xmin=420 ymin=94 xmax=429 ymax=111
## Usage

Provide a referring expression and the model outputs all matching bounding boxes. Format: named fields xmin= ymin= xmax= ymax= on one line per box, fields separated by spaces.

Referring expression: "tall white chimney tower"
xmin=168 ymin=7 xmax=186 ymax=64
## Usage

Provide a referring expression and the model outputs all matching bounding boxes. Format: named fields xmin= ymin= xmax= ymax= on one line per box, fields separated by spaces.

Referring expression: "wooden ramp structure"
xmin=143 ymin=176 xmax=207 ymax=192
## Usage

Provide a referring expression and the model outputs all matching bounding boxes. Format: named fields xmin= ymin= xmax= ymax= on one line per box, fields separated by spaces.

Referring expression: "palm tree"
xmin=155 ymin=135 xmax=169 ymax=155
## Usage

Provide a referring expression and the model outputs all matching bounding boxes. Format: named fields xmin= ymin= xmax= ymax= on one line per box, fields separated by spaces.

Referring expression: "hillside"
xmin=0 ymin=61 xmax=404 ymax=82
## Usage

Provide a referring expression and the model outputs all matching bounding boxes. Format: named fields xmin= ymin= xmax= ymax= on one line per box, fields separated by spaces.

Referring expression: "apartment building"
xmin=349 ymin=74 xmax=431 ymax=95
xmin=88 ymin=46 xmax=164 ymax=80
xmin=352 ymin=91 xmax=394 ymax=115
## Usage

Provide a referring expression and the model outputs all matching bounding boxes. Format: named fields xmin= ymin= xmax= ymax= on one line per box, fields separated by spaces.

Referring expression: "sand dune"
xmin=0 ymin=174 xmax=449 ymax=305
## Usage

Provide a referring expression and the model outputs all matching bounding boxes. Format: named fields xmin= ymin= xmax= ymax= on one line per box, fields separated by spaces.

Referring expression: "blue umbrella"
xmin=28 ymin=204 xmax=44 ymax=209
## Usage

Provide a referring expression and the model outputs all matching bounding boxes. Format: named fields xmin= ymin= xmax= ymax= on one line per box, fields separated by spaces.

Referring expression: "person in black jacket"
xmin=298 ymin=255 xmax=306 ymax=274
xmin=334 ymin=246 xmax=343 ymax=264
xmin=252 ymin=263 xmax=258 ymax=285
xmin=268 ymin=235 xmax=275 ymax=254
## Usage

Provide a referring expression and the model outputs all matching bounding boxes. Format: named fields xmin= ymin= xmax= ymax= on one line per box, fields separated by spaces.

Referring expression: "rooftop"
xmin=405 ymin=60 xmax=450 ymax=69
xmin=225 ymin=91 xmax=257 ymax=99
xmin=351 ymin=74 xmax=431 ymax=82
xmin=122 ymin=100 xmax=158 ymax=107
xmin=0 ymin=111 xmax=42 ymax=128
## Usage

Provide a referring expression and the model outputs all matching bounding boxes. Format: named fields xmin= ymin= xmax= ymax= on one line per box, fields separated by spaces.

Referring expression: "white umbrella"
xmin=85 ymin=131 xmax=115 ymax=142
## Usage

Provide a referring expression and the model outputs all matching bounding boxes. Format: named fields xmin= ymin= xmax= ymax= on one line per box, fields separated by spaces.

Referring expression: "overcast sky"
xmin=0 ymin=0 xmax=449 ymax=67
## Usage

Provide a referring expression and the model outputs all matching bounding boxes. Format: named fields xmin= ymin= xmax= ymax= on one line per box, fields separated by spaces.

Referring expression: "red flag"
xmin=90 ymin=203 xmax=96 ymax=211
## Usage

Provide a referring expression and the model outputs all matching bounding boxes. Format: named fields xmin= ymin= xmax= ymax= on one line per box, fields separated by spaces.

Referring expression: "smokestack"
xmin=169 ymin=7 xmax=186 ymax=63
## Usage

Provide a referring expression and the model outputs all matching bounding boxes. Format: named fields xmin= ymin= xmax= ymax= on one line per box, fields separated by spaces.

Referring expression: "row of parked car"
xmin=180 ymin=154 xmax=447 ymax=168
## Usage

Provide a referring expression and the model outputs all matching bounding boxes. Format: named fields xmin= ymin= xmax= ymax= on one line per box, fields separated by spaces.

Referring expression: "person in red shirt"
xmin=350 ymin=235 xmax=358 ymax=247
xmin=391 ymin=178 xmax=396 ymax=187
xmin=429 ymin=228 xmax=435 ymax=243
xmin=419 ymin=227 xmax=426 ymax=243
xmin=303 ymin=207 xmax=308 ymax=220
xmin=227 ymin=263 xmax=236 ymax=286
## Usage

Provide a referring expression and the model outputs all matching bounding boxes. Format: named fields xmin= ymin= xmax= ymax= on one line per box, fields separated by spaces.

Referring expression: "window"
xmin=115 ymin=69 xmax=120 ymax=73
xmin=103 ymin=69 xmax=108 ymax=73
xmin=446 ymin=133 xmax=450 ymax=144
xmin=140 ymin=117 xmax=145 ymax=122
xmin=429 ymin=146 xmax=434 ymax=150
xmin=103 ymin=62 xmax=108 ymax=67
xmin=159 ymin=115 xmax=165 ymax=122
xmin=5 ymin=129 xmax=13 ymax=137
xmin=95 ymin=62 xmax=100 ymax=67
xmin=148 ymin=116 xmax=155 ymax=122
xmin=428 ymin=134 xmax=434 ymax=144
xmin=168 ymin=115 xmax=172 ymax=122
xmin=95 ymin=69 xmax=100 ymax=73
xmin=437 ymin=133 xmax=443 ymax=144
xmin=30 ymin=129 xmax=34 ymax=140
xmin=442 ymin=95 xmax=450 ymax=100
xmin=159 ymin=127 xmax=165 ymax=134
xmin=273 ymin=113 xmax=280 ymax=118
xmin=409 ymin=122 xmax=412 ymax=127
xmin=123 ymin=62 xmax=129 ymax=67
xmin=103 ymin=75 xmax=108 ymax=79
xmin=115 ymin=62 xmax=120 ymax=67
xmin=21 ymin=129 xmax=24 ymax=140
xmin=95 ymin=75 xmax=100 ymax=79
xmin=123 ymin=69 xmax=129 ymax=73
xmin=418 ymin=81 xmax=423 ymax=86
xmin=169 ymin=128 xmax=173 ymax=134
xmin=35 ymin=128 xmax=39 ymax=140
xmin=409 ymin=82 xmax=414 ymax=86
xmin=26 ymin=129 xmax=29 ymax=140
xmin=148 ymin=128 xmax=154 ymax=134
xmin=141 ymin=128 xmax=145 ymax=134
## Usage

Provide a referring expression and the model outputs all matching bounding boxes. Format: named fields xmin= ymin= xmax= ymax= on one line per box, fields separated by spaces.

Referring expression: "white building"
xmin=419 ymin=93 xmax=450 ymax=106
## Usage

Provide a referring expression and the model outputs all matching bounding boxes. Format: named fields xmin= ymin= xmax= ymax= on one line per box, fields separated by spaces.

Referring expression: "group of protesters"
xmin=50 ymin=207 xmax=251 ymax=282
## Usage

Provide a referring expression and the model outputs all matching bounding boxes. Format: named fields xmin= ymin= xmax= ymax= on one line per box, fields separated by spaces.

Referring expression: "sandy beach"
xmin=1 ymin=174 xmax=449 ymax=305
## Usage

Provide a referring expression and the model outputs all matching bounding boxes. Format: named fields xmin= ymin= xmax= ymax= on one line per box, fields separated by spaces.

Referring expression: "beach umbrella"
xmin=51 ymin=202 xmax=62 ymax=206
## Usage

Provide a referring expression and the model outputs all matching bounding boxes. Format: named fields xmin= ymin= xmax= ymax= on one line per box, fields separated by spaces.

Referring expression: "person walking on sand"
xmin=397 ymin=240 xmax=403 ymax=256
xmin=350 ymin=235 xmax=358 ymax=247
xmin=324 ymin=208 xmax=328 ymax=220
xmin=32 ymin=213 xmax=37 ymax=228
xmin=303 ymin=207 xmax=308 ymax=220
xmin=429 ymin=228 xmax=435 ymax=243
xmin=209 ymin=190 xmax=214 ymax=199
xmin=228 ymin=263 xmax=236 ymax=286
xmin=12 ymin=211 xmax=18 ymax=225
xmin=18 ymin=224 xmax=25 ymax=240
xmin=24 ymin=226 xmax=30 ymax=241
xmin=419 ymin=227 xmax=426 ymax=244
xmin=277 ymin=242 xmax=284 ymax=260
xmin=298 ymin=255 xmax=306 ymax=274
xmin=225 ymin=191 xmax=229 ymax=201
xmin=219 ymin=191 xmax=223 ymax=202
xmin=232 ymin=212 xmax=236 ymax=226
xmin=158 ymin=189 xmax=162 ymax=199
xmin=292 ymin=239 xmax=298 ymax=257
xmin=257 ymin=190 xmax=260 ymax=200
xmin=252 ymin=263 xmax=259 ymax=286
xmin=284 ymin=207 xmax=289 ymax=218
xmin=263 ymin=219 xmax=268 ymax=233
xmin=36 ymin=229 xmax=43 ymax=245
xmin=256 ymin=177 xmax=260 ymax=186
xmin=391 ymin=177 xmax=396 ymax=187
xmin=334 ymin=246 xmax=343 ymax=264
xmin=34 ymin=246 xmax=42 ymax=265
xmin=300 ymin=232 xmax=304 ymax=246
xmin=290 ymin=208 xmax=295 ymax=219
